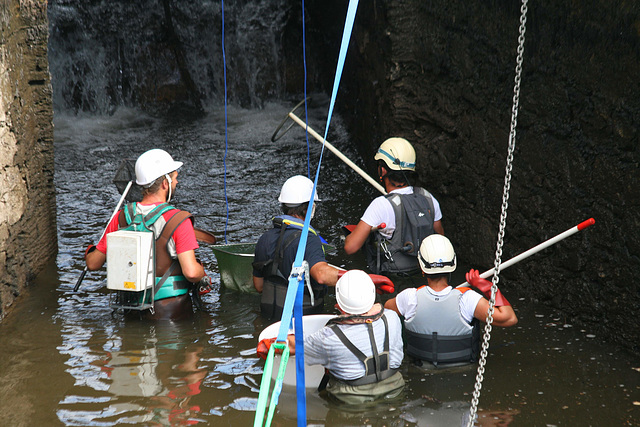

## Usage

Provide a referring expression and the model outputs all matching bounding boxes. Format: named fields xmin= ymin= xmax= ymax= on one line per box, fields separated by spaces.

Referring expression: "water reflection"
xmin=0 ymin=103 xmax=637 ymax=426
xmin=59 ymin=322 xmax=207 ymax=425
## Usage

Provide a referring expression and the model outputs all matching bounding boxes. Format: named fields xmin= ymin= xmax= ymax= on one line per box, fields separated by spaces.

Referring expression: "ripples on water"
xmin=0 ymin=103 xmax=638 ymax=426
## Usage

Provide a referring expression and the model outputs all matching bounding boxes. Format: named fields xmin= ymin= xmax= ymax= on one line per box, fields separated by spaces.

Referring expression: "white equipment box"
xmin=107 ymin=230 xmax=155 ymax=292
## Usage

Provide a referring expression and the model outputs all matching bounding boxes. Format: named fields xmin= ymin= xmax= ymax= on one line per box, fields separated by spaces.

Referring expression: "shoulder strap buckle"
xmin=289 ymin=260 xmax=313 ymax=307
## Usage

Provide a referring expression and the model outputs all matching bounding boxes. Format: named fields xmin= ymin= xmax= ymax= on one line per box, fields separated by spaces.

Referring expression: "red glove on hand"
xmin=257 ymin=337 xmax=290 ymax=360
xmin=465 ymin=269 xmax=510 ymax=307
xmin=197 ymin=274 xmax=214 ymax=295
xmin=336 ymin=270 xmax=395 ymax=294
xmin=84 ymin=244 xmax=97 ymax=260
xmin=369 ymin=274 xmax=395 ymax=295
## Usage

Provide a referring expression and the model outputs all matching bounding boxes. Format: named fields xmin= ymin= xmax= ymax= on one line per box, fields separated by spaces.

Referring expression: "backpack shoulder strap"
xmin=414 ymin=187 xmax=435 ymax=215
xmin=122 ymin=202 xmax=137 ymax=226
xmin=157 ymin=210 xmax=192 ymax=246
xmin=144 ymin=203 xmax=176 ymax=225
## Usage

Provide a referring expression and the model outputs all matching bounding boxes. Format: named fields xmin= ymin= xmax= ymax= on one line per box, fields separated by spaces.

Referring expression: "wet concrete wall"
xmin=319 ymin=1 xmax=639 ymax=352
xmin=0 ymin=0 xmax=56 ymax=320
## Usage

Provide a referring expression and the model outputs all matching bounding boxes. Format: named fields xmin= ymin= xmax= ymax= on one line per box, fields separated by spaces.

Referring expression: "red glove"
xmin=257 ymin=337 xmax=290 ymax=360
xmin=369 ymin=274 xmax=395 ymax=294
xmin=197 ymin=274 xmax=214 ymax=295
xmin=84 ymin=244 xmax=97 ymax=260
xmin=465 ymin=269 xmax=510 ymax=307
xmin=337 ymin=270 xmax=395 ymax=294
xmin=257 ymin=338 xmax=276 ymax=360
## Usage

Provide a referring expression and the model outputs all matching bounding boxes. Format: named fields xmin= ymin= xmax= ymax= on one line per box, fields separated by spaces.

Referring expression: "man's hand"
xmin=466 ymin=269 xmax=510 ymax=307
xmin=337 ymin=270 xmax=395 ymax=294
xmin=197 ymin=274 xmax=214 ymax=295
xmin=257 ymin=337 xmax=293 ymax=360
xmin=369 ymin=274 xmax=394 ymax=294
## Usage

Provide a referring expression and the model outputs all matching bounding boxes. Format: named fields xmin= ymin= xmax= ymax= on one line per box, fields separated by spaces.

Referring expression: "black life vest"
xmin=365 ymin=187 xmax=436 ymax=275
xmin=253 ymin=215 xmax=326 ymax=320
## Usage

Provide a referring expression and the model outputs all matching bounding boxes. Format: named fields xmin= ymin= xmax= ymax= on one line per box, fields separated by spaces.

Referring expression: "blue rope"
xmin=294 ymin=269 xmax=306 ymax=425
xmin=298 ymin=1 xmax=310 ymax=422
xmin=222 ymin=0 xmax=229 ymax=244
xmin=302 ymin=0 xmax=310 ymax=179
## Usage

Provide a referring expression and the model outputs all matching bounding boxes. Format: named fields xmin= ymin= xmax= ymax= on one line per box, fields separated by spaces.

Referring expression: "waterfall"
xmin=47 ymin=0 xmax=295 ymax=114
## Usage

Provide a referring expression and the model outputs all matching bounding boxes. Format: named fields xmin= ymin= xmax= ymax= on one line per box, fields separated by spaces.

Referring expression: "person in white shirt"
xmin=281 ymin=270 xmax=405 ymax=404
xmin=385 ymin=234 xmax=518 ymax=366
xmin=344 ymin=137 xmax=444 ymax=275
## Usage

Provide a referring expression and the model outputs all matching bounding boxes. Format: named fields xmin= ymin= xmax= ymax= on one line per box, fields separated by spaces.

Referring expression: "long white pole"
xmin=288 ymin=112 xmax=387 ymax=195
xmin=74 ymin=180 xmax=134 ymax=291
xmin=457 ymin=218 xmax=595 ymax=288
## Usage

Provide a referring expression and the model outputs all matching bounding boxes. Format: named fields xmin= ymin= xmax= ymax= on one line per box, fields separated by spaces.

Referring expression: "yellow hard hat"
xmin=374 ymin=137 xmax=416 ymax=171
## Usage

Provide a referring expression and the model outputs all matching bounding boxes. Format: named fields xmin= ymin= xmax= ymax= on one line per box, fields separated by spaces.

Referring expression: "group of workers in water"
xmin=84 ymin=136 xmax=518 ymax=404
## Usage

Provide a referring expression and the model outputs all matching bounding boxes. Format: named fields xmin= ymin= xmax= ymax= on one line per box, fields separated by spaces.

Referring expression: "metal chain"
xmin=466 ymin=1 xmax=528 ymax=425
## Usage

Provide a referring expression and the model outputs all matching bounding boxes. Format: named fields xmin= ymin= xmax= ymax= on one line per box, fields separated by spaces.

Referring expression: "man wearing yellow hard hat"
xmin=344 ymin=137 xmax=444 ymax=275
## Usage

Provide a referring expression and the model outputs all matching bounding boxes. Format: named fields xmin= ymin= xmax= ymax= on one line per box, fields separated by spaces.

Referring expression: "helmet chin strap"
xmin=165 ymin=174 xmax=173 ymax=203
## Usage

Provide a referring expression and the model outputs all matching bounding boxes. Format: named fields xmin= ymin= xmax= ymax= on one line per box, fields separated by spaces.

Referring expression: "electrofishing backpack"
xmin=366 ymin=188 xmax=436 ymax=275
xmin=106 ymin=203 xmax=177 ymax=308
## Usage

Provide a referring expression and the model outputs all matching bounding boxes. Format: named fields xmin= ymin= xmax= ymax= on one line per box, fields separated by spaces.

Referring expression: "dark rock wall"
xmin=0 ymin=0 xmax=57 ymax=320
xmin=330 ymin=0 xmax=639 ymax=352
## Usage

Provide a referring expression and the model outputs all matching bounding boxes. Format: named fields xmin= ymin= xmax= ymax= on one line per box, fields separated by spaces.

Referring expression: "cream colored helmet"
xmin=335 ymin=270 xmax=376 ymax=315
xmin=135 ymin=149 xmax=183 ymax=186
xmin=374 ymin=137 xmax=416 ymax=171
xmin=418 ymin=234 xmax=457 ymax=274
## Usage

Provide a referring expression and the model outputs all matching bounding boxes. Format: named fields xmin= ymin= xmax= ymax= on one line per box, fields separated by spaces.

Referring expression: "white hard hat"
xmin=335 ymin=270 xmax=376 ymax=315
xmin=135 ymin=149 xmax=183 ymax=186
xmin=418 ymin=234 xmax=457 ymax=274
xmin=374 ymin=137 xmax=416 ymax=171
xmin=278 ymin=175 xmax=320 ymax=206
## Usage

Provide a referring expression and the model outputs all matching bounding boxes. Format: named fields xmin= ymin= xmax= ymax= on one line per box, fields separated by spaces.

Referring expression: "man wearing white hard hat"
xmin=252 ymin=175 xmax=395 ymax=320
xmin=276 ymin=270 xmax=405 ymax=404
xmin=344 ymin=137 xmax=444 ymax=276
xmin=385 ymin=234 xmax=517 ymax=366
xmin=85 ymin=149 xmax=206 ymax=320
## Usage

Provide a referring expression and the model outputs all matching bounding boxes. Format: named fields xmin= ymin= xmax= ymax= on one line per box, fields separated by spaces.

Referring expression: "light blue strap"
xmin=257 ymin=1 xmax=360 ymax=426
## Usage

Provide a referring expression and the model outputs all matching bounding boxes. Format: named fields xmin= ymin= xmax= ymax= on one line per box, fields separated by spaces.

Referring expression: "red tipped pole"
xmin=457 ymin=218 xmax=595 ymax=287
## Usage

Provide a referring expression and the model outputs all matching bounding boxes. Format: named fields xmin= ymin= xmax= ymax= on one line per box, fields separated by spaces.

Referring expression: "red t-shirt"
xmin=96 ymin=203 xmax=199 ymax=255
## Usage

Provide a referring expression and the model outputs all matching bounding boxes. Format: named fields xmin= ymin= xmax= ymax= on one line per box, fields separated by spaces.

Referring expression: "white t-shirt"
xmin=395 ymin=286 xmax=483 ymax=324
xmin=304 ymin=310 xmax=404 ymax=381
xmin=361 ymin=186 xmax=442 ymax=239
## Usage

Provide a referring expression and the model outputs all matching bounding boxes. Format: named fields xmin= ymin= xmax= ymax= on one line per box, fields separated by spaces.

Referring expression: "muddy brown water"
xmin=0 ymin=104 xmax=638 ymax=426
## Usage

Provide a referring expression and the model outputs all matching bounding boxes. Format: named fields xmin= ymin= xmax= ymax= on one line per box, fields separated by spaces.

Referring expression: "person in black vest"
xmin=385 ymin=234 xmax=518 ymax=366
xmin=85 ymin=149 xmax=206 ymax=320
xmin=252 ymin=175 xmax=394 ymax=320
xmin=344 ymin=137 xmax=444 ymax=275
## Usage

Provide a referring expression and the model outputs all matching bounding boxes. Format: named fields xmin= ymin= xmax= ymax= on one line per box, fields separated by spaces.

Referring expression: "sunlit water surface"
xmin=0 ymin=103 xmax=638 ymax=426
